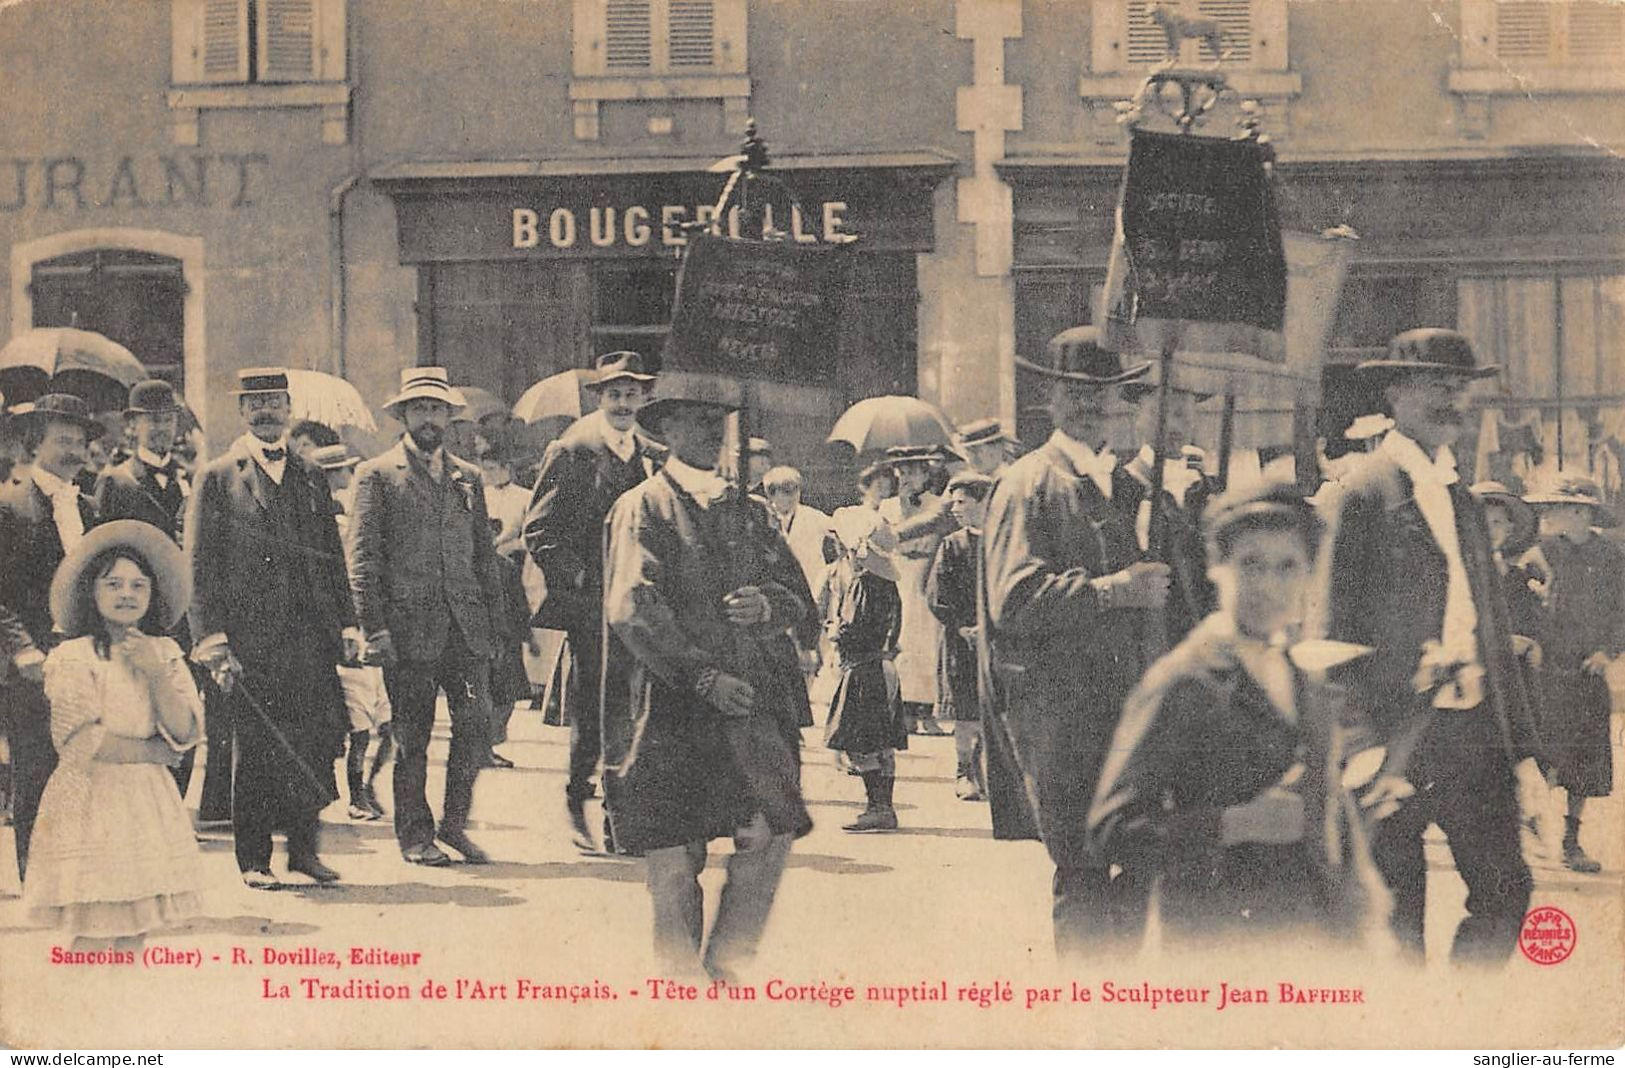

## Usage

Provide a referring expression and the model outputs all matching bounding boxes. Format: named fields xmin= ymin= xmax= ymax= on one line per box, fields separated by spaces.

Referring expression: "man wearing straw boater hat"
xmin=350 ymin=368 xmax=504 ymax=867
xmin=0 ymin=393 xmax=102 ymax=881
xmin=524 ymin=350 xmax=664 ymax=854
xmin=1315 ymin=328 xmax=1543 ymax=964
xmin=187 ymin=368 xmax=358 ymax=889
xmin=602 ymin=371 xmax=814 ymax=980
xmin=978 ymin=326 xmax=1171 ymax=959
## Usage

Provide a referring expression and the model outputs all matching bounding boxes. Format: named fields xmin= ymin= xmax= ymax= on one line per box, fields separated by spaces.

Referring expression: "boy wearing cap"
xmin=1526 ymin=476 xmax=1623 ymax=873
xmin=1089 ymin=482 xmax=1387 ymax=947
xmin=1316 ymin=328 xmax=1541 ymax=964
xmin=0 ymin=394 xmax=101 ymax=879
xmin=927 ymin=471 xmax=994 ymax=801
xmin=350 ymin=368 xmax=504 ymax=867
xmin=524 ymin=350 xmax=664 ymax=854
xmin=187 ymin=369 xmax=358 ymax=889
xmin=602 ymin=372 xmax=813 ymax=979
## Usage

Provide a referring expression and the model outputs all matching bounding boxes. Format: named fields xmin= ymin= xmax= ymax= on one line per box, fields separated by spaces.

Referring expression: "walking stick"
xmin=227 ymin=675 xmax=342 ymax=809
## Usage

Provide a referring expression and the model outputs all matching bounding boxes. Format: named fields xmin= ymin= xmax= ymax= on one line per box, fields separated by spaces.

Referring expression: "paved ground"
xmin=0 ymin=703 xmax=1619 ymax=1049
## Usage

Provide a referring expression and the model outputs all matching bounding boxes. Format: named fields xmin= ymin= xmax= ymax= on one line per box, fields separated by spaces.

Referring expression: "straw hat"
xmin=382 ymin=367 xmax=467 ymax=416
xmin=1469 ymin=480 xmax=1538 ymax=549
xmin=50 ymin=519 xmax=191 ymax=635
xmin=1525 ymin=474 xmax=1617 ymax=528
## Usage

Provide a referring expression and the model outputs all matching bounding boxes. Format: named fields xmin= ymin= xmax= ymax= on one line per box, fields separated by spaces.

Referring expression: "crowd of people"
xmin=0 ymin=325 xmax=1617 ymax=980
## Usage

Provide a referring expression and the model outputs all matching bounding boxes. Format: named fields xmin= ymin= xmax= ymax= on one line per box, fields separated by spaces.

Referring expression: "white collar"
xmin=137 ymin=447 xmax=172 ymax=470
xmin=1380 ymin=430 xmax=1458 ymax=487
xmin=1048 ymin=429 xmax=1117 ymax=495
xmin=31 ymin=465 xmax=74 ymax=499
xmin=665 ymin=456 xmax=729 ymax=505
xmin=239 ymin=433 xmax=289 ymax=458
xmin=598 ymin=412 xmax=637 ymax=459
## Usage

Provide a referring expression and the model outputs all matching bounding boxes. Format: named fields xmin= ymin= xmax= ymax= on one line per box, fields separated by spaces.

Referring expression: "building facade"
xmin=3 ymin=0 xmax=1622 ymax=497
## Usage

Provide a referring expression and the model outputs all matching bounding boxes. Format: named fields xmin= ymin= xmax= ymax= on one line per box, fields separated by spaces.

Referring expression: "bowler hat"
xmin=1525 ymin=474 xmax=1618 ymax=527
xmin=1015 ymin=326 xmax=1151 ymax=385
xmin=17 ymin=393 xmax=106 ymax=440
xmin=232 ymin=367 xmax=292 ymax=395
xmin=383 ymin=367 xmax=467 ymax=416
xmin=586 ymin=350 xmax=660 ymax=390
xmin=125 ymin=379 xmax=181 ymax=416
xmin=634 ymin=372 xmax=743 ymax=435
xmin=50 ymin=519 xmax=191 ymax=635
xmin=1356 ymin=328 xmax=1497 ymax=380
xmin=1469 ymin=480 xmax=1538 ymax=550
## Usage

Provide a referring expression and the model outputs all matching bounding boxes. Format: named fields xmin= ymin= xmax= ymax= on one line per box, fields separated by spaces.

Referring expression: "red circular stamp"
xmin=1519 ymin=906 xmax=1577 ymax=966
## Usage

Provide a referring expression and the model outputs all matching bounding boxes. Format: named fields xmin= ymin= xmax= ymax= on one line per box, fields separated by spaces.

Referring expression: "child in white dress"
xmin=24 ymin=521 xmax=205 ymax=951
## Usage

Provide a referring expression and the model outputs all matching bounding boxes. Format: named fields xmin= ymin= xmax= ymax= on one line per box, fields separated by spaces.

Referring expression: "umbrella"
xmin=827 ymin=395 xmax=956 ymax=454
xmin=0 ymin=327 xmax=146 ymax=410
xmin=514 ymin=369 xmax=597 ymax=425
xmin=286 ymin=368 xmax=377 ymax=433
xmin=454 ymin=385 xmax=508 ymax=424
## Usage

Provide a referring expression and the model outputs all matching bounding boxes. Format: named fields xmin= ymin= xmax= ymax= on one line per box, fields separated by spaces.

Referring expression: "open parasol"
xmin=0 ymin=327 xmax=146 ymax=411
xmin=286 ymin=368 xmax=378 ymax=433
xmin=827 ymin=395 xmax=956 ymax=454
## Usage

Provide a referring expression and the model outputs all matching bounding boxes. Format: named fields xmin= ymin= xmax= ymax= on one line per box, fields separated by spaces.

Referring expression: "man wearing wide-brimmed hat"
xmin=601 ymin=371 xmax=814 ymax=980
xmin=1315 ymin=328 xmax=1541 ymax=964
xmin=187 ymin=367 xmax=359 ymax=889
xmin=350 ymin=368 xmax=504 ymax=867
xmin=1524 ymin=474 xmax=1622 ymax=874
xmin=978 ymin=326 xmax=1172 ymax=959
xmin=523 ymin=349 xmax=665 ymax=854
xmin=0 ymin=393 xmax=102 ymax=880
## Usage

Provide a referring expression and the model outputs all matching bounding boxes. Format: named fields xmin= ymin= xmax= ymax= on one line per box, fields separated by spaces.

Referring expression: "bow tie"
xmin=261 ymin=448 xmax=286 ymax=463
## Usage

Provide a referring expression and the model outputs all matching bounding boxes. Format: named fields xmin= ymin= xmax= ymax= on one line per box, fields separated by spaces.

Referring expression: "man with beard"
xmin=0 ymin=394 xmax=101 ymax=880
xmin=1316 ymin=328 xmax=1543 ymax=965
xmin=94 ymin=380 xmax=230 ymax=812
xmin=524 ymin=350 xmax=663 ymax=854
xmin=187 ymin=369 xmax=357 ymax=889
xmin=978 ymin=327 xmax=1171 ymax=959
xmin=351 ymin=368 xmax=503 ymax=866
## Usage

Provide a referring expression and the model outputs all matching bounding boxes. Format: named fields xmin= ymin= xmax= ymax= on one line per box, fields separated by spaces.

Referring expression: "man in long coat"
xmin=187 ymin=368 xmax=357 ymax=889
xmin=977 ymin=327 xmax=1173 ymax=958
xmin=524 ymin=350 xmax=663 ymax=853
xmin=602 ymin=372 xmax=813 ymax=981
xmin=0 ymin=394 xmax=101 ymax=880
xmin=350 ymin=368 xmax=504 ymax=866
xmin=1315 ymin=328 xmax=1542 ymax=964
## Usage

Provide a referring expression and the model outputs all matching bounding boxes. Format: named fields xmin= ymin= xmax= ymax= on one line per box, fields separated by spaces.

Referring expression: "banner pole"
xmin=1216 ymin=392 xmax=1237 ymax=492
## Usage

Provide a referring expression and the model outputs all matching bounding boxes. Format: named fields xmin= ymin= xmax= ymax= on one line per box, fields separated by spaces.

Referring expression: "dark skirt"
xmin=1541 ymin=670 xmax=1614 ymax=797
xmin=824 ymin=661 xmax=907 ymax=754
xmin=936 ymin=632 xmax=979 ymax=722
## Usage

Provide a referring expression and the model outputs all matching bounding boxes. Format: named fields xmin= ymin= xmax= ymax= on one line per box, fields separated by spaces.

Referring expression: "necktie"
xmin=262 ymin=448 xmax=286 ymax=463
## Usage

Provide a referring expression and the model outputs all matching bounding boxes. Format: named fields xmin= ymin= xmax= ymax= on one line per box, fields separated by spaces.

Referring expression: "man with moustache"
xmin=1316 ymin=328 xmax=1543 ymax=964
xmin=351 ymin=368 xmax=504 ymax=867
xmin=187 ymin=368 xmax=358 ymax=889
xmin=524 ymin=350 xmax=663 ymax=854
xmin=0 ymin=394 xmax=101 ymax=880
xmin=978 ymin=327 xmax=1171 ymax=959
xmin=601 ymin=372 xmax=812 ymax=979
xmin=93 ymin=380 xmax=227 ymax=813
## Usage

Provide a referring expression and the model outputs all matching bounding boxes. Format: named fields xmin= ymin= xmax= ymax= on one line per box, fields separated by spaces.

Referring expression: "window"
xmin=1452 ymin=1 xmax=1625 ymax=98
xmin=591 ymin=261 xmax=680 ymax=358
xmin=570 ymin=0 xmax=749 ymax=140
xmin=1124 ymin=0 xmax=1255 ymax=67
xmin=172 ymin=0 xmax=345 ymax=85
xmin=31 ymin=250 xmax=188 ymax=392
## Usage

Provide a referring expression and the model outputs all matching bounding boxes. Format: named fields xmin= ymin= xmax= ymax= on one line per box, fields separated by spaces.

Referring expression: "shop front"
xmin=374 ymin=153 xmax=952 ymax=506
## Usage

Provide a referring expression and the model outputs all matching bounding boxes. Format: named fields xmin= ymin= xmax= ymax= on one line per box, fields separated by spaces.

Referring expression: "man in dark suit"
xmin=977 ymin=327 xmax=1173 ymax=959
xmin=1316 ymin=328 xmax=1542 ymax=965
xmin=0 ymin=394 xmax=101 ymax=881
xmin=93 ymin=379 xmax=230 ymax=814
xmin=187 ymin=368 xmax=358 ymax=890
xmin=351 ymin=367 xmax=504 ymax=867
xmin=524 ymin=350 xmax=663 ymax=854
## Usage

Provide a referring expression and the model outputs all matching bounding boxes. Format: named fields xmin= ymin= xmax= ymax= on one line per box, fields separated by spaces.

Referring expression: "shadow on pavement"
xmin=280 ymin=881 xmax=524 ymax=908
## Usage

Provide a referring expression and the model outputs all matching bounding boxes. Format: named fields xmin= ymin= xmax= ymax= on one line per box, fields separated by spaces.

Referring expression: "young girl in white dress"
xmin=24 ymin=520 xmax=205 ymax=952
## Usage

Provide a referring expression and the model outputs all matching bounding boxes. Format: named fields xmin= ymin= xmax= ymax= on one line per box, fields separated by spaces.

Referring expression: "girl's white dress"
xmin=24 ymin=636 xmax=204 ymax=937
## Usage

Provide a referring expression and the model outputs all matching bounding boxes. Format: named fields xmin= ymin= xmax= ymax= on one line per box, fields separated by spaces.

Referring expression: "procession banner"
xmin=662 ymin=233 xmax=852 ymax=385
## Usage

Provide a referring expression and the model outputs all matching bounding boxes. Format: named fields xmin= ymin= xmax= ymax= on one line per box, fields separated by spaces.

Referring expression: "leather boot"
xmin=1563 ymin=816 xmax=1602 ymax=873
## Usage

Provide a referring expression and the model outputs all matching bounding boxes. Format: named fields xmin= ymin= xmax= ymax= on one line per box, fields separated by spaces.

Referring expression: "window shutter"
xmin=1565 ymin=0 xmax=1625 ymax=62
xmin=173 ymin=0 xmax=249 ymax=84
xmin=1494 ymin=2 xmax=1555 ymax=60
xmin=257 ymin=0 xmax=319 ymax=81
xmin=605 ymin=0 xmax=653 ymax=70
xmin=1195 ymin=0 xmax=1252 ymax=64
xmin=315 ymin=0 xmax=347 ymax=81
xmin=1125 ymin=0 xmax=1253 ymax=66
xmin=667 ymin=0 xmax=715 ymax=68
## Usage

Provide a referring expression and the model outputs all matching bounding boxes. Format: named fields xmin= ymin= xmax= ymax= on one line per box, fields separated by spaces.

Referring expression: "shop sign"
xmin=512 ymin=200 xmax=850 ymax=251
xmin=0 ymin=154 xmax=270 ymax=212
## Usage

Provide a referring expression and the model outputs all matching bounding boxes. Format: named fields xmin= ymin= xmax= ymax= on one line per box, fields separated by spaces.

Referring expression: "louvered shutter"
xmin=667 ymin=0 xmax=715 ymax=68
xmin=606 ymin=0 xmax=653 ymax=70
xmin=257 ymin=0 xmax=319 ymax=81
xmin=172 ymin=0 xmax=249 ymax=84
xmin=1494 ymin=2 xmax=1554 ymax=59
xmin=1564 ymin=0 xmax=1625 ymax=62
xmin=1125 ymin=0 xmax=1254 ymax=66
